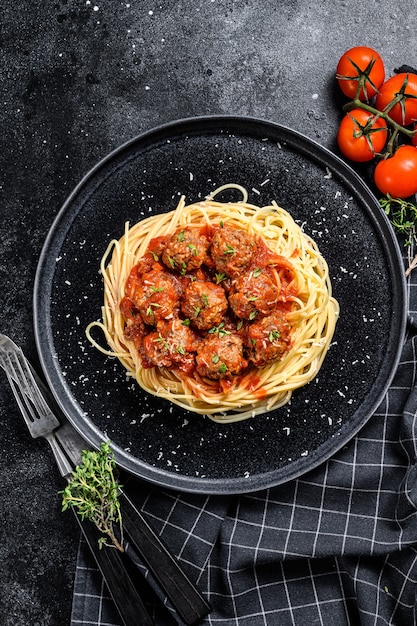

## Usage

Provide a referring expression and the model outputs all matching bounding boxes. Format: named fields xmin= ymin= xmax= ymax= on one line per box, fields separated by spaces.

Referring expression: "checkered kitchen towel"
xmin=71 ymin=261 xmax=417 ymax=626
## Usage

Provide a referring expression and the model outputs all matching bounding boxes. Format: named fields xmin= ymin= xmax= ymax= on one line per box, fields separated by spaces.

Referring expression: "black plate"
xmin=33 ymin=116 xmax=407 ymax=494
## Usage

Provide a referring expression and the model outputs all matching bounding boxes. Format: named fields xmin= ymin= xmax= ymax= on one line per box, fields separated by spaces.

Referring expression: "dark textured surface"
xmin=1 ymin=1 xmax=417 ymax=624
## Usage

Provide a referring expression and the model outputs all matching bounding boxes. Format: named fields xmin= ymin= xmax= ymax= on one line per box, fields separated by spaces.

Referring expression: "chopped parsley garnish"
xmin=177 ymin=230 xmax=185 ymax=242
xmin=201 ymin=293 xmax=209 ymax=307
xmin=215 ymin=272 xmax=226 ymax=284
xmin=182 ymin=318 xmax=191 ymax=326
xmin=208 ymin=322 xmax=231 ymax=338
xmin=187 ymin=243 xmax=198 ymax=255
xmin=249 ymin=311 xmax=257 ymax=321
xmin=269 ymin=329 xmax=281 ymax=342
xmin=224 ymin=244 xmax=236 ymax=256
xmin=146 ymin=302 xmax=163 ymax=316
xmin=153 ymin=335 xmax=170 ymax=351
xmin=219 ymin=363 xmax=228 ymax=373
xmin=212 ymin=353 xmax=220 ymax=364
xmin=253 ymin=268 xmax=262 ymax=277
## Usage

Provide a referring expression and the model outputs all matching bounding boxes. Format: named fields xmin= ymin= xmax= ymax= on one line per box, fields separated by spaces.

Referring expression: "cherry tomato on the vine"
xmin=337 ymin=108 xmax=388 ymax=162
xmin=336 ymin=46 xmax=385 ymax=100
xmin=375 ymin=73 xmax=417 ymax=126
xmin=374 ymin=145 xmax=417 ymax=198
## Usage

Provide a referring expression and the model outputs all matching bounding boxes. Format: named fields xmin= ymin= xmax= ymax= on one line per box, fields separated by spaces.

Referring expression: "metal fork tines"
xmin=0 ymin=337 xmax=59 ymax=435
xmin=0 ymin=334 xmax=155 ymax=626
xmin=0 ymin=335 xmax=73 ymax=475
xmin=0 ymin=333 xmax=212 ymax=625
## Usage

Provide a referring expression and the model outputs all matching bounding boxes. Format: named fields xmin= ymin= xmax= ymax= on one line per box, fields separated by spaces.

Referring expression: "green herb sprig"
xmin=60 ymin=441 xmax=124 ymax=552
xmin=379 ymin=195 xmax=417 ymax=275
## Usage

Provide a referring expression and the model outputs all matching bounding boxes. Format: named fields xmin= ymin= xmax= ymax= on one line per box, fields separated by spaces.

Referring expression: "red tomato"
xmin=375 ymin=73 xmax=417 ymax=126
xmin=374 ymin=145 xmax=417 ymax=198
xmin=336 ymin=46 xmax=385 ymax=100
xmin=337 ymin=109 xmax=388 ymax=162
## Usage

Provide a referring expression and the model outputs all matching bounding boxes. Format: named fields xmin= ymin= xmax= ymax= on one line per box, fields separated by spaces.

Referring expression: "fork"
xmin=0 ymin=335 xmax=76 ymax=474
xmin=0 ymin=333 xmax=154 ymax=626
xmin=0 ymin=334 xmax=212 ymax=626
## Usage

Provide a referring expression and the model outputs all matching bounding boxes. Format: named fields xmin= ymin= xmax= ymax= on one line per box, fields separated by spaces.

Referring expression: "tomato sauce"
xmin=120 ymin=224 xmax=295 ymax=388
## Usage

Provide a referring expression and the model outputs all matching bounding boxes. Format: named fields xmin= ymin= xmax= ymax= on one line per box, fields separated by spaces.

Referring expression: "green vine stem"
xmin=340 ymin=73 xmax=417 ymax=156
xmin=339 ymin=65 xmax=417 ymax=274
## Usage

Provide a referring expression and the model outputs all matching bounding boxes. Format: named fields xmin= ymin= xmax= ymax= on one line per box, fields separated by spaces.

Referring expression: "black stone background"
xmin=1 ymin=1 xmax=416 ymax=624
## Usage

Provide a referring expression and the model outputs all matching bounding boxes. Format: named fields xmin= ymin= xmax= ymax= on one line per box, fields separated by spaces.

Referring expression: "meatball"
xmin=244 ymin=311 xmax=292 ymax=367
xmin=140 ymin=318 xmax=199 ymax=374
xmin=228 ymin=270 xmax=280 ymax=320
xmin=162 ymin=226 xmax=210 ymax=273
xmin=195 ymin=334 xmax=248 ymax=380
xmin=210 ymin=224 xmax=256 ymax=278
xmin=131 ymin=268 xmax=182 ymax=325
xmin=181 ymin=280 xmax=228 ymax=330
xmin=134 ymin=236 xmax=169 ymax=275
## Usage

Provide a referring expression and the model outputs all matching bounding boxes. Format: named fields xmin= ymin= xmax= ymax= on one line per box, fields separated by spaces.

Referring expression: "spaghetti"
xmin=86 ymin=184 xmax=339 ymax=423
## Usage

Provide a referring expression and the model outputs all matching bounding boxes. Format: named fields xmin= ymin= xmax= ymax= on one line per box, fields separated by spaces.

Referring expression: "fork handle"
xmin=72 ymin=508 xmax=154 ymax=626
xmin=120 ymin=490 xmax=211 ymax=625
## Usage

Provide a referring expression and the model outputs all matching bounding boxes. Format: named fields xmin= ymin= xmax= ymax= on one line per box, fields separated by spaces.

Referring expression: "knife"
xmin=54 ymin=419 xmax=212 ymax=625
xmin=0 ymin=333 xmax=211 ymax=625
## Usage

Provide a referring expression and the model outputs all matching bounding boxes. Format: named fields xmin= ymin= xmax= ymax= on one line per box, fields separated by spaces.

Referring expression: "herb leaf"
xmin=379 ymin=195 xmax=417 ymax=275
xmin=208 ymin=322 xmax=231 ymax=337
xmin=269 ymin=329 xmax=280 ymax=342
xmin=60 ymin=442 xmax=123 ymax=552
xmin=224 ymin=244 xmax=236 ymax=256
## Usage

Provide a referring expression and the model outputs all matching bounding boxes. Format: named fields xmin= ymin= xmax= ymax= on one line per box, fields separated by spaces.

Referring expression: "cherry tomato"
xmin=337 ymin=108 xmax=388 ymax=162
xmin=336 ymin=46 xmax=385 ymax=100
xmin=375 ymin=73 xmax=417 ymax=126
xmin=374 ymin=145 xmax=417 ymax=198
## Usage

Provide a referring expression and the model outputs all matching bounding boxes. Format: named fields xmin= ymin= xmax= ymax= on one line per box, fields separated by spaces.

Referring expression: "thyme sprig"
xmin=60 ymin=441 xmax=124 ymax=552
xmin=379 ymin=195 xmax=417 ymax=275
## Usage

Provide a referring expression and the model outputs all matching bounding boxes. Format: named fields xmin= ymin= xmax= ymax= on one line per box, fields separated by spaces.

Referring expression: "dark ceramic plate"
xmin=33 ymin=116 xmax=407 ymax=494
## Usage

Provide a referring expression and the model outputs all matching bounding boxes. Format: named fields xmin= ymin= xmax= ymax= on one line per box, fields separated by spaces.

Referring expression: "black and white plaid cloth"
xmin=71 ymin=256 xmax=417 ymax=626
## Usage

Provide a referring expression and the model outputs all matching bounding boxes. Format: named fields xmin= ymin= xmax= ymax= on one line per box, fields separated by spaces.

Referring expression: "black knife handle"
xmin=72 ymin=508 xmax=154 ymax=626
xmin=119 ymin=490 xmax=211 ymax=625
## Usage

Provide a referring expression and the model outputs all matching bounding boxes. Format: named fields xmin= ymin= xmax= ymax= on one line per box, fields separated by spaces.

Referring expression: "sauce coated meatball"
xmin=134 ymin=236 xmax=169 ymax=274
xmin=121 ymin=223 xmax=297 ymax=381
xmin=210 ymin=224 xmax=256 ymax=277
xmin=195 ymin=333 xmax=248 ymax=379
xmin=131 ymin=268 xmax=182 ymax=325
xmin=181 ymin=281 xmax=228 ymax=330
xmin=244 ymin=311 xmax=292 ymax=367
xmin=141 ymin=318 xmax=199 ymax=373
xmin=228 ymin=270 xmax=280 ymax=320
xmin=162 ymin=226 xmax=210 ymax=273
